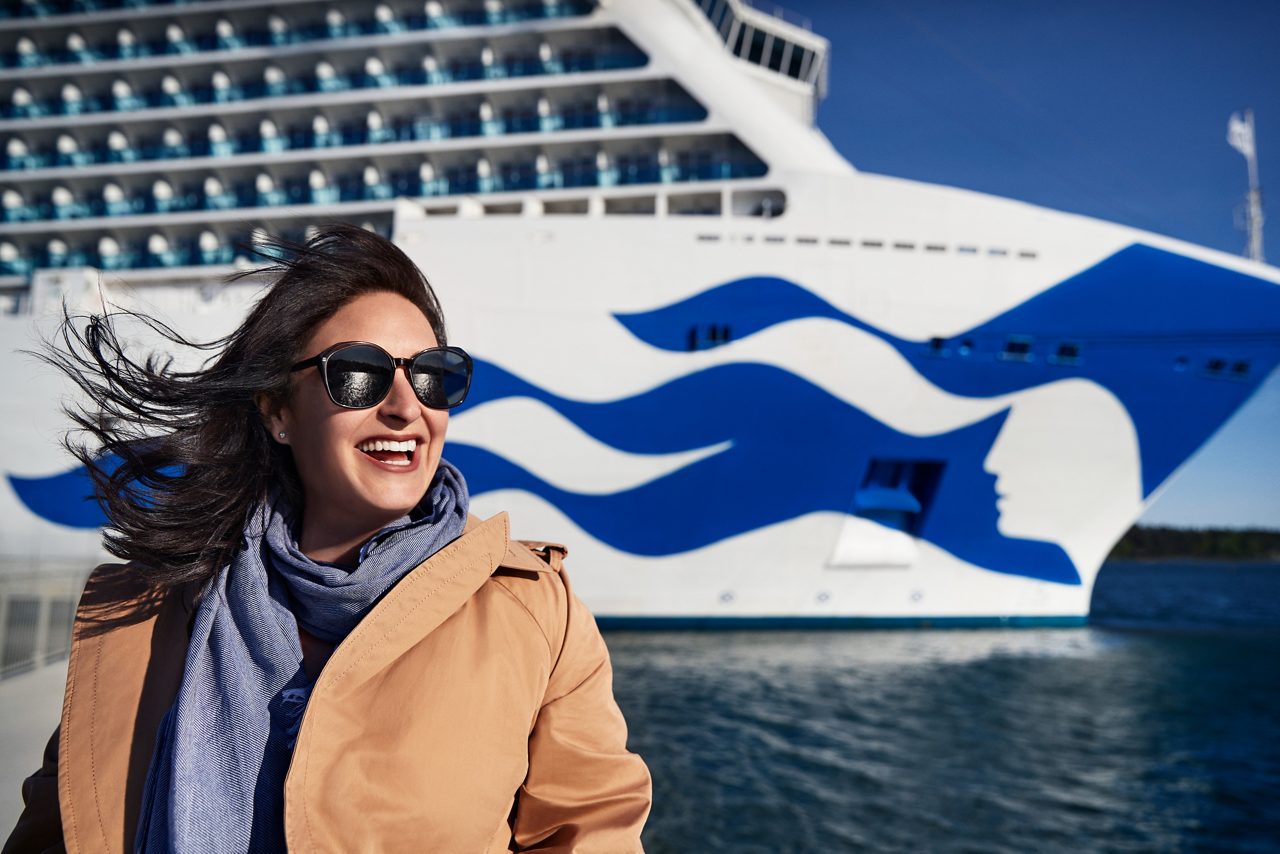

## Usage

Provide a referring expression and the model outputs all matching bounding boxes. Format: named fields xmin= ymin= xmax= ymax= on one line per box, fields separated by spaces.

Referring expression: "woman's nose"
xmin=377 ymin=367 xmax=420 ymax=421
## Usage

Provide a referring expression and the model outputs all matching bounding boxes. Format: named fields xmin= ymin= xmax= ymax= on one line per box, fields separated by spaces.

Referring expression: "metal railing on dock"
xmin=0 ymin=568 xmax=88 ymax=680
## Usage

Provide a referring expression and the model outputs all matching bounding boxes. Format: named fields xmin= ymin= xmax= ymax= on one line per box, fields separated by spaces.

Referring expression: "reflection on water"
xmin=610 ymin=563 xmax=1280 ymax=852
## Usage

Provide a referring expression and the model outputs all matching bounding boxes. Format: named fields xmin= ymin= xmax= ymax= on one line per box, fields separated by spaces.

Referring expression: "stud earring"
xmin=278 ymin=431 xmax=287 ymax=439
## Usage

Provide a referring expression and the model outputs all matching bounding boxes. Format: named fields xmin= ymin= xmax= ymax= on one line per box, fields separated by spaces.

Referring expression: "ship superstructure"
xmin=2 ymin=0 xmax=1279 ymax=630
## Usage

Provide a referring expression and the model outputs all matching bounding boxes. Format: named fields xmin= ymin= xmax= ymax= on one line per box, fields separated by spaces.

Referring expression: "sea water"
xmin=609 ymin=561 xmax=1280 ymax=853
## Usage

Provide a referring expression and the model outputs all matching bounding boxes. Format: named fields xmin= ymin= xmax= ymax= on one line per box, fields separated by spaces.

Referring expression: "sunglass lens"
xmin=411 ymin=348 xmax=471 ymax=409
xmin=326 ymin=345 xmax=393 ymax=408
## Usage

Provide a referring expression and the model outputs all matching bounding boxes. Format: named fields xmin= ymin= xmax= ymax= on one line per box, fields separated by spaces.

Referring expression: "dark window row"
xmin=692 ymin=0 xmax=820 ymax=84
xmin=3 ymin=46 xmax=647 ymax=119
xmin=925 ymin=335 xmax=1083 ymax=365
xmin=1 ymin=147 xmax=768 ymax=225
xmin=2 ymin=0 xmax=589 ymax=29
xmin=0 ymin=221 xmax=392 ymax=277
xmin=3 ymin=94 xmax=707 ymax=172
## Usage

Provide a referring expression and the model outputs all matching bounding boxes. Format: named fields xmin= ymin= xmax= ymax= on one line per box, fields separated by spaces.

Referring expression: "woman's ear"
xmin=256 ymin=393 xmax=291 ymax=445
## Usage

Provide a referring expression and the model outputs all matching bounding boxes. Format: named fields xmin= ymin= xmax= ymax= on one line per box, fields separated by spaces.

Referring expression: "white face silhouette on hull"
xmin=983 ymin=379 xmax=1143 ymax=579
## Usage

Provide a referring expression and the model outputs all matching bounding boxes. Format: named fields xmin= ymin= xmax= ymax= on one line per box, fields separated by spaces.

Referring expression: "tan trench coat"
xmin=4 ymin=513 xmax=651 ymax=853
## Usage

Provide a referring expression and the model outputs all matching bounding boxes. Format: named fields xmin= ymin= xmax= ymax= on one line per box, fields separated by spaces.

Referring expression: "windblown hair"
xmin=44 ymin=223 xmax=448 ymax=589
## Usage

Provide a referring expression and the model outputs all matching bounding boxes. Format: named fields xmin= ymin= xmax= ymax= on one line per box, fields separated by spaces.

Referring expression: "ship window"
xmin=925 ymin=243 xmax=946 ymax=253
xmin=989 ymin=247 xmax=1009 ymax=257
xmin=719 ymin=6 xmax=736 ymax=39
xmin=747 ymin=29 xmax=767 ymax=64
xmin=1231 ymin=360 xmax=1250 ymax=378
xmin=1000 ymin=336 xmax=1034 ymax=362
xmin=957 ymin=245 xmax=978 ymax=254
xmin=687 ymin=324 xmax=733 ymax=351
xmin=605 ymin=195 xmax=655 ymax=215
xmin=787 ymin=47 xmax=808 ymax=80
xmin=958 ymin=338 xmax=974 ymax=355
xmin=852 ymin=458 xmax=945 ymax=535
xmin=1206 ymin=358 xmax=1226 ymax=375
xmin=710 ymin=1 xmax=732 ymax=31
xmin=670 ymin=191 xmax=721 ymax=216
xmin=1051 ymin=341 xmax=1081 ymax=365
xmin=731 ymin=24 xmax=749 ymax=56
xmin=860 ymin=239 xmax=883 ymax=248
xmin=732 ymin=189 xmax=785 ymax=218
xmin=927 ymin=337 xmax=948 ymax=357
xmin=798 ymin=48 xmax=816 ymax=81
xmin=778 ymin=41 xmax=794 ymax=76
xmin=1019 ymin=250 xmax=1039 ymax=259
xmin=796 ymin=236 xmax=818 ymax=245
xmin=483 ymin=202 xmax=522 ymax=215
xmin=767 ymin=37 xmax=787 ymax=72
xmin=544 ymin=198 xmax=589 ymax=215
xmin=828 ymin=238 xmax=852 ymax=247
xmin=893 ymin=241 xmax=916 ymax=251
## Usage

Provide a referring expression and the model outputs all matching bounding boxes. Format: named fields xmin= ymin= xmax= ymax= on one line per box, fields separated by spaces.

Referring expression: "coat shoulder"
xmin=74 ymin=562 xmax=179 ymax=640
xmin=488 ymin=539 xmax=573 ymax=656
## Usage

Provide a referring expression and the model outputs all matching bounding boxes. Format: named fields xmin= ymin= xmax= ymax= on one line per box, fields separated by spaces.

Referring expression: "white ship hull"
xmin=1 ymin=0 xmax=1278 ymax=625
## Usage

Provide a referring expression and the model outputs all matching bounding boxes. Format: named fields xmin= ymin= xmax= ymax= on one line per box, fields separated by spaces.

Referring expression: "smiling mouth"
xmin=357 ymin=439 xmax=417 ymax=467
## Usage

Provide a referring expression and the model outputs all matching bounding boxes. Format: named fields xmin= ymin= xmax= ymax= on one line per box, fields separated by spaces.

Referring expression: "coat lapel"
xmin=284 ymin=512 xmax=522 ymax=850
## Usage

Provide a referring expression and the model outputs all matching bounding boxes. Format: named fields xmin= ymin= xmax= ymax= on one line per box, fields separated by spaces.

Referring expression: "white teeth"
xmin=357 ymin=439 xmax=417 ymax=453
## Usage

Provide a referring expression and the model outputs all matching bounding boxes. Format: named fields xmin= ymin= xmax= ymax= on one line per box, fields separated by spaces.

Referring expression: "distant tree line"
xmin=1108 ymin=525 xmax=1280 ymax=560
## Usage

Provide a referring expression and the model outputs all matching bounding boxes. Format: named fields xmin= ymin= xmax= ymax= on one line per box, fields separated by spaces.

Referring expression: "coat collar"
xmin=466 ymin=512 xmax=558 ymax=575
xmin=301 ymin=512 xmax=526 ymax=694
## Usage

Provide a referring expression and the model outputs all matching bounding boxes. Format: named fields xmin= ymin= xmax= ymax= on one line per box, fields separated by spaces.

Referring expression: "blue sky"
xmin=781 ymin=0 xmax=1280 ymax=530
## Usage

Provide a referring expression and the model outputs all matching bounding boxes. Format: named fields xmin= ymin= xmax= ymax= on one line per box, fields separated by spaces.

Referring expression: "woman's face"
xmin=266 ymin=291 xmax=449 ymax=542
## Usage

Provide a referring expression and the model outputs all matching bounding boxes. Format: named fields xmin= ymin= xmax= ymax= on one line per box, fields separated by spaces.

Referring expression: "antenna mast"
xmin=1228 ymin=109 xmax=1265 ymax=263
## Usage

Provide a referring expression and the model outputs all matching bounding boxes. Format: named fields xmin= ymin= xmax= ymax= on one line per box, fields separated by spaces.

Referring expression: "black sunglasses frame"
xmin=289 ymin=341 xmax=473 ymax=411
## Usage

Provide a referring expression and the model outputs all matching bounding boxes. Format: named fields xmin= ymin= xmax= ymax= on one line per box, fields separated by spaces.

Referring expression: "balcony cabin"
xmin=165 ymin=23 xmax=195 ymax=55
xmin=111 ymin=78 xmax=145 ymax=112
xmin=207 ymin=123 xmax=234 ymax=157
xmin=215 ymin=19 xmax=244 ymax=50
xmin=259 ymin=119 xmax=285 ymax=153
xmin=159 ymin=75 xmax=194 ymax=108
xmin=101 ymin=182 xmax=133 ymax=216
xmin=204 ymin=176 xmax=235 ymax=209
xmin=106 ymin=131 xmax=136 ymax=163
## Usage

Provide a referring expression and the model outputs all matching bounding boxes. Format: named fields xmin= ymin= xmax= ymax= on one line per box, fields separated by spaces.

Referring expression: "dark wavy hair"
xmin=43 ymin=223 xmax=448 ymax=589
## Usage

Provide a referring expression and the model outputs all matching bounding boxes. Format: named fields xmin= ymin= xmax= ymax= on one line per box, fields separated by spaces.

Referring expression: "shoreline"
xmin=1103 ymin=556 xmax=1280 ymax=566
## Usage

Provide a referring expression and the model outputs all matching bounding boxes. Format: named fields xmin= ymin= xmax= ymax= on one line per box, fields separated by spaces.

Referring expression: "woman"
xmin=4 ymin=224 xmax=651 ymax=853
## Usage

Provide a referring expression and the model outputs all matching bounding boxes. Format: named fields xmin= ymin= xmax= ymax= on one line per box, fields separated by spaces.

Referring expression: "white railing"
xmin=0 ymin=568 xmax=87 ymax=680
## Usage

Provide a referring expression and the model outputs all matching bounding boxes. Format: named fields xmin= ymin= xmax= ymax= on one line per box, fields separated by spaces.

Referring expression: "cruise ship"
xmin=2 ymin=0 xmax=1279 ymax=636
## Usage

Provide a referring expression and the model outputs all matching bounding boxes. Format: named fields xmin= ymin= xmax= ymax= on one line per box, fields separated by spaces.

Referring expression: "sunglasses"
xmin=290 ymin=341 xmax=472 ymax=410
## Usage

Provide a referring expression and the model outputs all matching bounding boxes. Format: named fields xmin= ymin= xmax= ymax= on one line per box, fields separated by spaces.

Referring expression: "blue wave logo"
xmin=614 ymin=244 xmax=1280 ymax=497
xmin=7 ymin=466 xmax=106 ymax=529
xmin=448 ymin=359 xmax=1082 ymax=584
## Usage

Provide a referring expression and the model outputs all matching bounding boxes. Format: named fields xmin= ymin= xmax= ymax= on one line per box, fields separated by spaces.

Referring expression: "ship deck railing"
xmin=2 ymin=49 xmax=648 ymax=120
xmin=2 ymin=104 xmax=708 ymax=174
xmin=1 ymin=0 xmax=592 ymax=34
xmin=1 ymin=154 xmax=763 ymax=228
xmin=0 ymin=161 xmax=771 ymax=277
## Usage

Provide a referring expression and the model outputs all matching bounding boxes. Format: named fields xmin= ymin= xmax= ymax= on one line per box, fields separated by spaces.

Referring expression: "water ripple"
xmin=609 ymin=563 xmax=1280 ymax=852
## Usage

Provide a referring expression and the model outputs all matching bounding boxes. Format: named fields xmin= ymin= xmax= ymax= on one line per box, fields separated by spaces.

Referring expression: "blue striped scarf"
xmin=135 ymin=460 xmax=469 ymax=853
